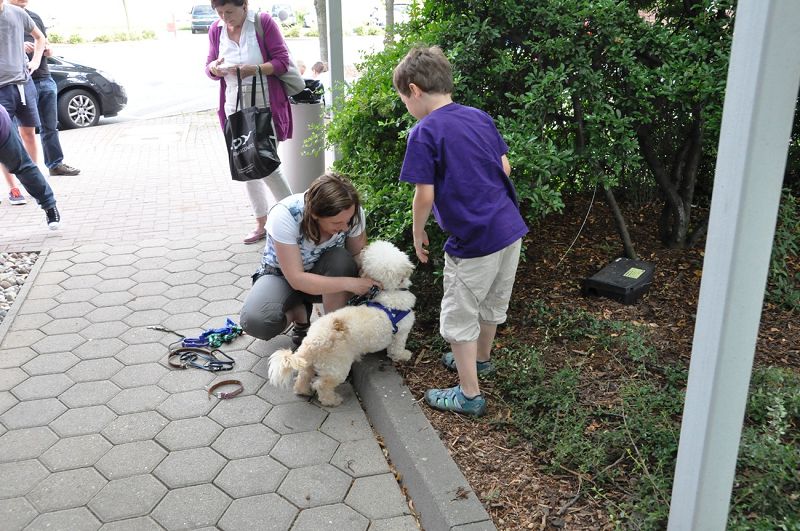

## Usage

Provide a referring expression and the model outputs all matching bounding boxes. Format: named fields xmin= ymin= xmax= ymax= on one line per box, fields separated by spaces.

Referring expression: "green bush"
xmin=353 ymin=25 xmax=382 ymax=36
xmin=282 ymin=24 xmax=301 ymax=38
xmin=730 ymin=367 xmax=800 ymax=529
xmin=48 ymin=32 xmax=63 ymax=44
xmin=328 ymin=0 xmax=736 ymax=253
xmin=767 ymin=189 xmax=800 ymax=311
xmin=93 ymin=34 xmax=111 ymax=43
xmin=67 ymin=33 xmax=84 ymax=44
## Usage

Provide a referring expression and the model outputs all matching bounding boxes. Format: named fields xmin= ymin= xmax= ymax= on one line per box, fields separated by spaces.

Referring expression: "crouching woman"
xmin=240 ymin=173 xmax=380 ymax=346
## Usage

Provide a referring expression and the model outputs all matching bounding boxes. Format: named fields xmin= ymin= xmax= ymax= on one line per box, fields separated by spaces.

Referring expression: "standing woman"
xmin=206 ymin=0 xmax=293 ymax=244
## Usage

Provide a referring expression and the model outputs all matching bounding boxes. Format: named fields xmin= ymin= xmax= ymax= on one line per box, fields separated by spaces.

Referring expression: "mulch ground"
xmin=395 ymin=194 xmax=798 ymax=530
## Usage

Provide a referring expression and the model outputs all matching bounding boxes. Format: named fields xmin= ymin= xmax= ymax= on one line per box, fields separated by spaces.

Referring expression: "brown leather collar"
xmin=207 ymin=379 xmax=244 ymax=400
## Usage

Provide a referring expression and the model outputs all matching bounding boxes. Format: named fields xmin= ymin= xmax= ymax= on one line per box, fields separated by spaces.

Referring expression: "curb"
xmin=0 ymin=248 xmax=49 ymax=348
xmin=352 ymin=353 xmax=497 ymax=531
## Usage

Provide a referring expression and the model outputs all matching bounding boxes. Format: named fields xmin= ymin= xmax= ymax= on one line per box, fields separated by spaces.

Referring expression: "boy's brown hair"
xmin=393 ymin=46 xmax=454 ymax=97
xmin=301 ymin=173 xmax=362 ymax=244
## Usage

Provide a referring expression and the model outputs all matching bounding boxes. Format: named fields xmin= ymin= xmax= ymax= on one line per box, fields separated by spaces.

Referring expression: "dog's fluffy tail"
xmin=268 ymin=349 xmax=309 ymax=388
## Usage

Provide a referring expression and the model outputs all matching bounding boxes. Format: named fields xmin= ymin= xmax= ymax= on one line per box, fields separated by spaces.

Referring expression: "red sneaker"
xmin=8 ymin=187 xmax=27 ymax=205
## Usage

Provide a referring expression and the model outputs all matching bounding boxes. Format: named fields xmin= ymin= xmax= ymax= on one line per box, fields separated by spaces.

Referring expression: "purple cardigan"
xmin=205 ymin=12 xmax=293 ymax=141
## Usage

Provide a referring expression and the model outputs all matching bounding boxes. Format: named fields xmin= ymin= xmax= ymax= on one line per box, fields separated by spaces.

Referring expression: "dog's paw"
xmin=389 ymin=349 xmax=412 ymax=362
xmin=318 ymin=393 xmax=343 ymax=407
xmin=293 ymin=381 xmax=312 ymax=396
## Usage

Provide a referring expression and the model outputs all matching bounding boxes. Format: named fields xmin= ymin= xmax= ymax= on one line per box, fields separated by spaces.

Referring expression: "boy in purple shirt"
xmin=395 ymin=46 xmax=527 ymax=416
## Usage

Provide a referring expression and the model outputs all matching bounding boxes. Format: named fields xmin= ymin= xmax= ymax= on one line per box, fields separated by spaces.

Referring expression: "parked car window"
xmin=191 ymin=4 xmax=219 ymax=34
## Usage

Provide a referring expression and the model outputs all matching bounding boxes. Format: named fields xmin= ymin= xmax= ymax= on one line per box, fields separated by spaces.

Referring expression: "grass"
xmin=487 ymin=303 xmax=800 ymax=529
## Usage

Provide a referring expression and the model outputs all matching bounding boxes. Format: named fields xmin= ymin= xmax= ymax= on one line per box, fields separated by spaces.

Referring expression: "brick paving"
xmin=0 ymin=112 xmax=421 ymax=530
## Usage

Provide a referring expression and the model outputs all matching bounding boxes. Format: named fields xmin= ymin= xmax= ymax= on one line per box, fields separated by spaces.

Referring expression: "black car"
xmin=46 ymin=56 xmax=127 ymax=129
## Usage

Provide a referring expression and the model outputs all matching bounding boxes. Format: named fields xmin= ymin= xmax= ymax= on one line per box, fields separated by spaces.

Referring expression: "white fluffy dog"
xmin=268 ymin=240 xmax=416 ymax=406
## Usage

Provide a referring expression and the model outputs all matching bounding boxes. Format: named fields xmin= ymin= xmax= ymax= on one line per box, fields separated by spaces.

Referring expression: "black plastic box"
xmin=582 ymin=257 xmax=655 ymax=305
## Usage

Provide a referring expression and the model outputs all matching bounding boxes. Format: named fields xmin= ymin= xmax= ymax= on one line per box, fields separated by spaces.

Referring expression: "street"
xmin=54 ymin=31 xmax=383 ymax=125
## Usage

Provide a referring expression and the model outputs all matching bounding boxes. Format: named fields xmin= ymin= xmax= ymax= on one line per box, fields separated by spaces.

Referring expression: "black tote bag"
xmin=224 ymin=66 xmax=281 ymax=182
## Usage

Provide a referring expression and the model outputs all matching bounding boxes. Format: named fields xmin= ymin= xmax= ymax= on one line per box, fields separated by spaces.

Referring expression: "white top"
xmin=259 ymin=193 xmax=366 ymax=272
xmin=220 ymin=10 xmax=270 ymax=116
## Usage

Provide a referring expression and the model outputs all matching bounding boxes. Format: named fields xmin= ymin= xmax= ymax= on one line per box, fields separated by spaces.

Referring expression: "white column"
xmin=326 ymin=0 xmax=344 ymax=161
xmin=667 ymin=1 xmax=800 ymax=529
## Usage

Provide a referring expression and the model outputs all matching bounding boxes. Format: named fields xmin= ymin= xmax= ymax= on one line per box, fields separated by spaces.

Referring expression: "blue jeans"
xmin=0 ymin=126 xmax=55 ymax=210
xmin=0 ymin=81 xmax=40 ymax=127
xmin=33 ymin=76 xmax=64 ymax=169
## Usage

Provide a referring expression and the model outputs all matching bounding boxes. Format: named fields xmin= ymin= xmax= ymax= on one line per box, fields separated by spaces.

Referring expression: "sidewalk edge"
xmin=0 ymin=248 xmax=50 ymax=347
xmin=352 ymin=353 xmax=497 ymax=531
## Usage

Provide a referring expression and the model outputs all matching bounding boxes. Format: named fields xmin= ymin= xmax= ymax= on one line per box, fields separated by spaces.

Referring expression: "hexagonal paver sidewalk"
xmin=0 ymin=236 xmax=416 ymax=530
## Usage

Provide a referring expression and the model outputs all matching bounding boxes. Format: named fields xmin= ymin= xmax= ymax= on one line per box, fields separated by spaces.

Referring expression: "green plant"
xmin=67 ymin=33 xmax=84 ymax=44
xmin=353 ymin=25 xmax=382 ymax=36
xmin=48 ymin=32 xmax=63 ymax=44
xmin=488 ymin=300 xmax=800 ymax=529
xmin=282 ymin=24 xmax=301 ymax=38
xmin=93 ymin=34 xmax=111 ymax=43
xmin=767 ymin=189 xmax=800 ymax=311
xmin=729 ymin=367 xmax=800 ymax=529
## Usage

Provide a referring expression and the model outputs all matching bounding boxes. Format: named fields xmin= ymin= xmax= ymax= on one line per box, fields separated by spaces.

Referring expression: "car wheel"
xmin=58 ymin=89 xmax=100 ymax=129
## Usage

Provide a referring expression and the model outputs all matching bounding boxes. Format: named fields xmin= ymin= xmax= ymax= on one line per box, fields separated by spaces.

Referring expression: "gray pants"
xmin=240 ymin=247 xmax=358 ymax=340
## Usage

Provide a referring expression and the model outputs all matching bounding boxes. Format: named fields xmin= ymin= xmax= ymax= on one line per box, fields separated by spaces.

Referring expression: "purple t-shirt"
xmin=0 ymin=105 xmax=11 ymax=146
xmin=399 ymin=103 xmax=528 ymax=258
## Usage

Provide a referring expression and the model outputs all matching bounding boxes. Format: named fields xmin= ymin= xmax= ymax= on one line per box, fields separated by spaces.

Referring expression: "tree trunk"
xmin=314 ymin=0 xmax=328 ymax=63
xmin=121 ymin=0 xmax=131 ymax=34
xmin=571 ymin=93 xmax=638 ymax=258
xmin=603 ymin=186 xmax=639 ymax=260
xmin=384 ymin=0 xmax=395 ymax=47
xmin=637 ymin=125 xmax=689 ymax=248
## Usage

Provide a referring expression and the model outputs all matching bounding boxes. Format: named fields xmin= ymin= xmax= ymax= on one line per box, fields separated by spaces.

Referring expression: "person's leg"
xmin=242 ymin=157 xmax=292 ymax=243
xmin=0 ymin=127 xmax=57 ymax=223
xmin=424 ymin=252 xmax=498 ymax=415
xmin=239 ymin=274 xmax=299 ymax=340
xmin=309 ymin=246 xmax=359 ymax=313
xmin=476 ymin=238 xmax=523 ymax=357
xmin=34 ymin=77 xmax=68 ymax=171
xmin=243 ymin=179 xmax=270 ymax=243
xmin=17 ymin=79 xmax=41 ymax=163
xmin=450 ymin=341 xmax=480 ymax=398
xmin=476 ymin=322 xmax=497 ymax=363
xmin=0 ymin=85 xmax=21 ymax=196
xmin=18 ymin=125 xmax=37 ymax=164
xmin=2 ymin=164 xmax=16 ymax=190
xmin=263 ymin=162 xmax=292 ymax=201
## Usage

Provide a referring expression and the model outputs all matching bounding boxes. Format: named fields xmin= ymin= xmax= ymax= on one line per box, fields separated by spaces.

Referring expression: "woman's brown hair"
xmin=301 ymin=173 xmax=362 ymax=244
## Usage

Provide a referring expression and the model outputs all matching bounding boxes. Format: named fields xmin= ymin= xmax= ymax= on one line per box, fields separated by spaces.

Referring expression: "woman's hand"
xmin=347 ymin=277 xmax=382 ymax=295
xmin=241 ymin=64 xmax=260 ymax=77
xmin=209 ymin=57 xmax=225 ymax=77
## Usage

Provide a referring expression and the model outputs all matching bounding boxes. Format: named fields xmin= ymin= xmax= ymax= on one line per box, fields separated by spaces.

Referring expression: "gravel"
xmin=0 ymin=251 xmax=39 ymax=326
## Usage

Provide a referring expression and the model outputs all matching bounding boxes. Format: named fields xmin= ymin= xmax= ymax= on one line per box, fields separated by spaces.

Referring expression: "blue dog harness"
xmin=366 ymin=302 xmax=410 ymax=334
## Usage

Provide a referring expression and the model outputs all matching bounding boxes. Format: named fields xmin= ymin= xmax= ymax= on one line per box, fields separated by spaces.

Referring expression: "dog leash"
xmin=347 ymin=285 xmax=381 ymax=306
xmin=167 ymin=343 xmax=236 ymax=372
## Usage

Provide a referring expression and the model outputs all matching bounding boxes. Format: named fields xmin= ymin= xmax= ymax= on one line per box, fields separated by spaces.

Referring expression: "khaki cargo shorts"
xmin=439 ymin=238 xmax=522 ymax=344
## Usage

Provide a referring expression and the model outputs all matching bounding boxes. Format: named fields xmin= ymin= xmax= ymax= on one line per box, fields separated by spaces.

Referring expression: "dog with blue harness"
xmin=268 ymin=240 xmax=416 ymax=406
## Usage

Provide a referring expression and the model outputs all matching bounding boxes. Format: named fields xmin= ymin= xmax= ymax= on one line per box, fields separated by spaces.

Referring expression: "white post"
xmin=326 ymin=0 xmax=344 ymax=161
xmin=667 ymin=1 xmax=800 ymax=529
